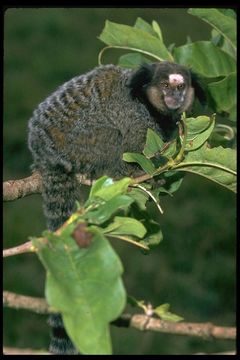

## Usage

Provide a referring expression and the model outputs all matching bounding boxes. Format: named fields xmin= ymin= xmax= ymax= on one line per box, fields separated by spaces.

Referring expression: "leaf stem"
xmin=132 ymin=184 xmax=164 ymax=214
xmin=173 ymin=161 xmax=236 ymax=175
xmin=152 ymin=114 xmax=188 ymax=176
xmin=106 ymin=234 xmax=149 ymax=250
xmin=98 ymin=45 xmax=167 ymax=65
xmin=175 ymin=114 xmax=188 ymax=163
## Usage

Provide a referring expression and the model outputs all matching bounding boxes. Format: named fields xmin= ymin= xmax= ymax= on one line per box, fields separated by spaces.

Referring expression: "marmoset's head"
xmin=128 ymin=61 xmax=206 ymax=115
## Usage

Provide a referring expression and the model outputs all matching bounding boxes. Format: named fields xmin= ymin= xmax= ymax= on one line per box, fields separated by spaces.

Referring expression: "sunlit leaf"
xmin=33 ymin=227 xmax=126 ymax=354
xmin=85 ymin=195 xmax=134 ymax=225
xmin=154 ymin=303 xmax=184 ymax=322
xmin=88 ymin=176 xmax=113 ymax=200
xmin=90 ymin=177 xmax=132 ymax=201
xmin=99 ymin=20 xmax=173 ymax=61
xmin=134 ymin=17 xmax=157 ymax=37
xmin=152 ymin=20 xmax=163 ymax=41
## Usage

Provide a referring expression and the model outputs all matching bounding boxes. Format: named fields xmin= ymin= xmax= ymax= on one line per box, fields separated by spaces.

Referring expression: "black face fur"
xmin=127 ymin=61 xmax=205 ymax=116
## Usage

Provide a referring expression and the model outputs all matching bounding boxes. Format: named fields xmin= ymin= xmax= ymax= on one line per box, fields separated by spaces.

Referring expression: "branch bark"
xmin=3 ymin=241 xmax=36 ymax=257
xmin=3 ymin=171 xmax=92 ymax=202
xmin=3 ymin=171 xmax=151 ymax=202
xmin=3 ymin=172 xmax=43 ymax=201
xmin=3 ymin=291 xmax=236 ymax=340
xmin=2 ymin=347 xmax=236 ymax=355
xmin=3 ymin=291 xmax=51 ymax=314
xmin=3 ymin=347 xmax=51 ymax=355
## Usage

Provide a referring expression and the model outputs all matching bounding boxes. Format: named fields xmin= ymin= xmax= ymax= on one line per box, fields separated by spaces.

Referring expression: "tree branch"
xmin=3 ymin=291 xmax=51 ymax=314
xmin=3 ymin=347 xmax=51 ymax=355
xmin=127 ymin=314 xmax=236 ymax=340
xmin=3 ymin=172 xmax=43 ymax=201
xmin=3 ymin=171 xmax=153 ymax=202
xmin=3 ymin=241 xmax=36 ymax=257
xmin=3 ymin=171 xmax=92 ymax=202
xmin=3 ymin=291 xmax=236 ymax=340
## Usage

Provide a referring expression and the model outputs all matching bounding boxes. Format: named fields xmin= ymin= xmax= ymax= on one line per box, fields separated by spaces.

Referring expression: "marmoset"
xmin=28 ymin=61 xmax=205 ymax=354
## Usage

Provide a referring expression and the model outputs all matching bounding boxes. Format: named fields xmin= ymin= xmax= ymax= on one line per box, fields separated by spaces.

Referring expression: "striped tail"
xmin=41 ymin=168 xmax=79 ymax=354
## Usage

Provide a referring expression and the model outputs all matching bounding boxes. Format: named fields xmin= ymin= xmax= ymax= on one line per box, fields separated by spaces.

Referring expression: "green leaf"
xmin=90 ymin=177 xmax=132 ymax=202
xmin=208 ymin=73 xmax=236 ymax=121
xmin=33 ymin=227 xmax=126 ymax=354
xmin=127 ymin=187 xmax=149 ymax=210
xmin=143 ymin=128 xmax=165 ymax=158
xmin=102 ymin=216 xmax=147 ymax=238
xmin=118 ymin=52 xmax=151 ymax=68
xmin=174 ymin=41 xmax=236 ymax=77
xmin=134 ymin=17 xmax=157 ymax=37
xmin=154 ymin=303 xmax=184 ymax=322
xmin=185 ymin=115 xmax=215 ymax=151
xmin=218 ymin=9 xmax=236 ymax=19
xmin=188 ymin=8 xmax=236 ymax=52
xmin=123 ymin=152 xmax=156 ymax=176
xmin=153 ymin=172 xmax=185 ymax=196
xmin=185 ymin=115 xmax=213 ymax=135
xmin=85 ymin=195 xmax=134 ymax=225
xmin=209 ymin=124 xmax=236 ymax=148
xmin=152 ymin=20 xmax=163 ymax=41
xmin=211 ymin=29 xmax=236 ymax=60
xmin=99 ymin=20 xmax=173 ymax=62
xmin=88 ymin=176 xmax=113 ymax=200
xmin=174 ymin=144 xmax=236 ymax=192
xmin=140 ymin=219 xmax=163 ymax=247
xmin=161 ymin=140 xmax=178 ymax=159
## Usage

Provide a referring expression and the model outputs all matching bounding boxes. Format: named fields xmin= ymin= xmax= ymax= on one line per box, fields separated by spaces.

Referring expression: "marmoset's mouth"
xmin=164 ymin=96 xmax=183 ymax=110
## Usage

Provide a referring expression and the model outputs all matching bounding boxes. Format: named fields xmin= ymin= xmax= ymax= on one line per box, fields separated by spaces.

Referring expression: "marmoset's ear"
xmin=190 ymin=70 xmax=207 ymax=107
xmin=127 ymin=63 xmax=157 ymax=99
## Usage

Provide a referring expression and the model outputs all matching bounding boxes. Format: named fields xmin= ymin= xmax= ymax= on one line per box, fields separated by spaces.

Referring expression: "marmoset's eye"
xmin=177 ymin=84 xmax=184 ymax=89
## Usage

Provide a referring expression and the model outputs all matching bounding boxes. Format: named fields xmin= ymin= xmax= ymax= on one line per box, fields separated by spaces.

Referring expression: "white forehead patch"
xmin=169 ymin=74 xmax=184 ymax=85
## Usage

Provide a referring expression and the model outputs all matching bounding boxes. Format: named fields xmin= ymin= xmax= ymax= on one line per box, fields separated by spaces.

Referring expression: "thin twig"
xmin=2 ymin=346 xmax=236 ymax=355
xmin=3 ymin=347 xmax=51 ymax=355
xmin=133 ymin=183 xmax=164 ymax=214
xmin=3 ymin=291 xmax=51 ymax=314
xmin=106 ymin=234 xmax=149 ymax=250
xmin=3 ymin=241 xmax=36 ymax=257
xmin=3 ymin=172 xmax=92 ymax=202
xmin=3 ymin=237 xmax=50 ymax=258
xmin=3 ymin=291 xmax=236 ymax=340
xmin=128 ymin=314 xmax=236 ymax=340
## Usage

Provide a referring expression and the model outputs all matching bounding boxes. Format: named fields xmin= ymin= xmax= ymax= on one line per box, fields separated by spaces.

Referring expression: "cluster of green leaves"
xmin=124 ymin=115 xmax=236 ymax=193
xmin=33 ymin=112 xmax=236 ymax=354
xmin=33 ymin=176 xmax=165 ymax=354
xmin=128 ymin=295 xmax=184 ymax=322
xmin=99 ymin=8 xmax=236 ymax=124
xmin=33 ymin=9 xmax=236 ymax=355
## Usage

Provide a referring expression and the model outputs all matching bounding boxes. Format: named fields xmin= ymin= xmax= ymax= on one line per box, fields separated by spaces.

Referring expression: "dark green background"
xmin=3 ymin=8 xmax=236 ymax=355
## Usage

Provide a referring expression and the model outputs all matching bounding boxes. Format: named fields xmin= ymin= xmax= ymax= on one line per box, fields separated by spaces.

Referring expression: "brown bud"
xmin=71 ymin=222 xmax=92 ymax=248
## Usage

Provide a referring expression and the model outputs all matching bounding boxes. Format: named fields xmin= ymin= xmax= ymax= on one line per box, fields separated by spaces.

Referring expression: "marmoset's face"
xmin=146 ymin=62 xmax=194 ymax=114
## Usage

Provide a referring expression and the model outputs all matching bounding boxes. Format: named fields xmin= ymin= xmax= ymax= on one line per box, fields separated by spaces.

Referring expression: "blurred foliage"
xmin=3 ymin=8 xmax=236 ymax=355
